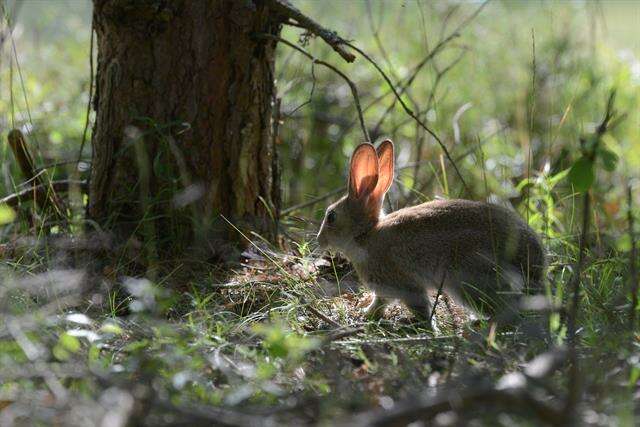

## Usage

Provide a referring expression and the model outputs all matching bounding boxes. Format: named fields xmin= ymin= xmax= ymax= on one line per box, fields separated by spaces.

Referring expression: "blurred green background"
xmin=1 ymin=0 xmax=639 ymax=235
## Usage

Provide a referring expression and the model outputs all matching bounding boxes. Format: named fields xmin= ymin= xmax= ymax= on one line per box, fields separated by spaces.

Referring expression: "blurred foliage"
xmin=0 ymin=0 xmax=92 ymax=195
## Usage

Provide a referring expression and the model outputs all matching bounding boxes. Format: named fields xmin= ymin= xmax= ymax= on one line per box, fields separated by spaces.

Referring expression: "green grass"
xmin=0 ymin=209 xmax=637 ymax=424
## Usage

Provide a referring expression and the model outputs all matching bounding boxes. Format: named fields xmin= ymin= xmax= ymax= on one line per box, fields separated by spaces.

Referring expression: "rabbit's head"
xmin=317 ymin=140 xmax=394 ymax=253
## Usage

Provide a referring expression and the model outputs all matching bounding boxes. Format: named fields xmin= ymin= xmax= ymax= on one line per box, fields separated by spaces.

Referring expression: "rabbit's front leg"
xmin=404 ymin=292 xmax=434 ymax=329
xmin=364 ymin=292 xmax=388 ymax=320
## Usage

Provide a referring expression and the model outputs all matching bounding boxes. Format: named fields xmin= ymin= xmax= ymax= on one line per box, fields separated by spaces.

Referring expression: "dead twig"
xmin=1 ymin=180 xmax=87 ymax=209
xmin=267 ymin=0 xmax=356 ymax=63
xmin=305 ymin=302 xmax=342 ymax=329
xmin=35 ymin=159 xmax=92 ymax=172
xmin=344 ymin=1 xmax=491 ymax=193
xmin=565 ymin=91 xmax=619 ymax=418
xmin=257 ymin=34 xmax=369 ymax=142
xmin=280 ymin=127 xmax=501 ymax=218
xmin=344 ymin=41 xmax=468 ymax=192
xmin=429 ymin=272 xmax=447 ymax=326
xmin=280 ymin=187 xmax=345 ymax=217
xmin=628 ymin=183 xmax=638 ymax=328
xmin=6 ymin=130 xmax=69 ymax=224
xmin=347 ymin=385 xmax=564 ymax=427
xmin=332 ymin=334 xmax=457 ymax=347
xmin=369 ymin=33 xmax=463 ymax=138
xmin=76 ymin=15 xmax=94 ymax=164
xmin=321 ymin=327 xmax=363 ymax=345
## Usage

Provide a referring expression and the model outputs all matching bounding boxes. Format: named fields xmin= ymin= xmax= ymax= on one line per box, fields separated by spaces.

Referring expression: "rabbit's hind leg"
xmin=455 ymin=267 xmax=523 ymax=322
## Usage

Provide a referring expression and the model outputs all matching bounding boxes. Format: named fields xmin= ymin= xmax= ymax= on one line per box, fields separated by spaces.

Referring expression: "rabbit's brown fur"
xmin=317 ymin=140 xmax=546 ymax=323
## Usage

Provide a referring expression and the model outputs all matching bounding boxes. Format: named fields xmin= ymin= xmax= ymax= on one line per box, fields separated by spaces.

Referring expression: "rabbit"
xmin=316 ymin=139 xmax=546 ymax=325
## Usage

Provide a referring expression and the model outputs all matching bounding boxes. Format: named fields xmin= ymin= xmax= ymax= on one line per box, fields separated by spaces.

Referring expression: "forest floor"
xmin=1 ymin=230 xmax=637 ymax=426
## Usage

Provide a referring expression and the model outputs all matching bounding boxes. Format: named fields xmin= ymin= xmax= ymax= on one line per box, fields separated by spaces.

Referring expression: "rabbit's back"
xmin=359 ymin=199 xmax=545 ymax=315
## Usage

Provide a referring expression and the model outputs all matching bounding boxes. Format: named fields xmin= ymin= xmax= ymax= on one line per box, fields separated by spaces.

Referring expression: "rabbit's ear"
xmin=373 ymin=139 xmax=394 ymax=199
xmin=348 ymin=143 xmax=379 ymax=200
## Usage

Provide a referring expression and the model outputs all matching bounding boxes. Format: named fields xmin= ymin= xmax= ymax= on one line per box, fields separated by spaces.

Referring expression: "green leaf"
xmin=0 ymin=204 xmax=16 ymax=225
xmin=547 ymin=168 xmax=570 ymax=187
xmin=616 ymin=234 xmax=631 ymax=252
xmin=515 ymin=177 xmax=534 ymax=192
xmin=598 ymin=147 xmax=619 ymax=172
xmin=266 ymin=340 xmax=288 ymax=359
xmin=53 ymin=333 xmax=81 ymax=361
xmin=59 ymin=333 xmax=81 ymax=353
xmin=125 ymin=339 xmax=150 ymax=353
xmin=53 ymin=345 xmax=70 ymax=361
xmin=568 ymin=157 xmax=594 ymax=192
xmin=256 ymin=361 xmax=277 ymax=380
xmin=100 ymin=322 xmax=123 ymax=335
xmin=88 ymin=345 xmax=101 ymax=364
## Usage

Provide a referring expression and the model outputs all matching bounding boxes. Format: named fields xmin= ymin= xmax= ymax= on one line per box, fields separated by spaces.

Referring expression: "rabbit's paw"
xmin=363 ymin=295 xmax=387 ymax=321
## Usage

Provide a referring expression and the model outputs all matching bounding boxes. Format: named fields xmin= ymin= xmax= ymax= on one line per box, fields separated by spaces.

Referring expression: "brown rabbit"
xmin=317 ymin=140 xmax=546 ymax=324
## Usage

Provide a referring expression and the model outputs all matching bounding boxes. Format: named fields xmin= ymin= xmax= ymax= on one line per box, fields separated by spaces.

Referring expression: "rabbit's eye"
xmin=327 ymin=210 xmax=337 ymax=225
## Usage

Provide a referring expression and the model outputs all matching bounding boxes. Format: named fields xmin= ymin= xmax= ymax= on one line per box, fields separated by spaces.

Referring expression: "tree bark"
xmin=89 ymin=0 xmax=281 ymax=260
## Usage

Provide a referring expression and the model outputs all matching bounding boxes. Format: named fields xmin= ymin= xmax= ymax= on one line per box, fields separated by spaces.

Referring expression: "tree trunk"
xmin=89 ymin=0 xmax=281 ymax=261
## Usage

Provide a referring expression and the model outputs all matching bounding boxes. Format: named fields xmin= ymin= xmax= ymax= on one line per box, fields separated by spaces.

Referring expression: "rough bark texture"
xmin=89 ymin=0 xmax=281 ymax=258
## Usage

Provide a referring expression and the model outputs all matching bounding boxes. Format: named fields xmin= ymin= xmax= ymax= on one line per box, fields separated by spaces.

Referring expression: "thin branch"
xmin=410 ymin=50 xmax=467 ymax=200
xmin=565 ymin=91 xmax=618 ymax=416
xmin=279 ymin=130 xmax=498 ymax=218
xmin=344 ymin=1 xmax=490 ymax=193
xmin=347 ymin=385 xmax=564 ymax=427
xmin=6 ymin=129 xmax=69 ymax=221
xmin=332 ymin=334 xmax=457 ymax=347
xmin=331 ymin=32 xmax=463 ymax=150
xmin=305 ymin=302 xmax=342 ymax=329
xmin=1 ymin=180 xmax=87 ymax=209
xmin=257 ymin=33 xmax=369 ymax=142
xmin=628 ymin=183 xmax=638 ymax=328
xmin=77 ymin=17 xmax=95 ymax=164
xmin=345 ymin=40 xmax=469 ymax=193
xmin=429 ymin=272 xmax=447 ymax=326
xmin=36 ymin=159 xmax=92 ymax=172
xmin=267 ymin=0 xmax=356 ymax=63
xmin=279 ymin=2 xmax=492 ymax=215
xmin=285 ymin=61 xmax=316 ymax=117
xmin=370 ymin=32 xmax=463 ymax=138
xmin=321 ymin=327 xmax=363 ymax=345
xmin=280 ymin=187 xmax=345 ymax=216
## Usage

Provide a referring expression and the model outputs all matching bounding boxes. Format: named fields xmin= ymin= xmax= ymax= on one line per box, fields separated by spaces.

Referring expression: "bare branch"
xmin=6 ymin=129 xmax=70 ymax=223
xmin=429 ymin=272 xmax=447 ymax=326
xmin=257 ymin=33 xmax=369 ymax=142
xmin=267 ymin=0 xmax=356 ymax=63
xmin=321 ymin=327 xmax=363 ymax=345
xmin=332 ymin=334 xmax=457 ymax=347
xmin=279 ymin=131 xmax=497 ymax=218
xmin=629 ymin=183 xmax=639 ymax=328
xmin=347 ymin=385 xmax=564 ymax=427
xmin=565 ymin=90 xmax=620 ymax=416
xmin=344 ymin=41 xmax=469 ymax=193
xmin=76 ymin=16 xmax=95 ymax=164
xmin=305 ymin=302 xmax=342 ymax=329
xmin=1 ymin=180 xmax=87 ymax=209
xmin=280 ymin=187 xmax=345 ymax=216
